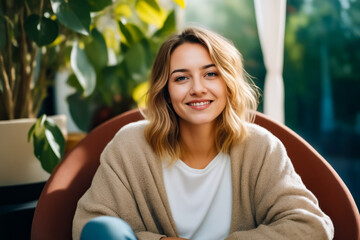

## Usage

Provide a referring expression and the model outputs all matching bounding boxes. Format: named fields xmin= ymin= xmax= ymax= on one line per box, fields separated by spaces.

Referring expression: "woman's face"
xmin=167 ymin=43 xmax=227 ymax=128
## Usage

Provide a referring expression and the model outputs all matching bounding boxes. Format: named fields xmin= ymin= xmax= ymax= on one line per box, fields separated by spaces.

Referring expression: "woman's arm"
xmin=73 ymin=122 xmax=183 ymax=240
xmin=72 ymin=131 xmax=171 ymax=240
xmin=72 ymin=154 xmax=167 ymax=240
xmin=227 ymin=134 xmax=334 ymax=240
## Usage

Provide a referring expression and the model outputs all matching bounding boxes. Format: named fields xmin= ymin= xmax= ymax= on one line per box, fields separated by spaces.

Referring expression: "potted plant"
xmin=0 ymin=0 xmax=184 ymax=185
xmin=0 ymin=0 xmax=113 ymax=185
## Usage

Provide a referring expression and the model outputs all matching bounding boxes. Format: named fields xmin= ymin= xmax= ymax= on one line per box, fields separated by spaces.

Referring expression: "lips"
xmin=186 ymin=100 xmax=213 ymax=105
xmin=186 ymin=100 xmax=214 ymax=109
xmin=186 ymin=101 xmax=212 ymax=106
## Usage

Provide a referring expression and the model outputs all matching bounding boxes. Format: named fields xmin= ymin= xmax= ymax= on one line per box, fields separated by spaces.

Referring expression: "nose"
xmin=190 ymin=77 xmax=207 ymax=96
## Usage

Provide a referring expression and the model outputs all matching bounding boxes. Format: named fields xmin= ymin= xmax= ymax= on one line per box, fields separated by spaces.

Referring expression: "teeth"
xmin=188 ymin=101 xmax=210 ymax=106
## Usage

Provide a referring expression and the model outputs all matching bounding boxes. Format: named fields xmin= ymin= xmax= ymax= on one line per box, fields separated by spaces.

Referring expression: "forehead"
xmin=169 ymin=43 xmax=213 ymax=70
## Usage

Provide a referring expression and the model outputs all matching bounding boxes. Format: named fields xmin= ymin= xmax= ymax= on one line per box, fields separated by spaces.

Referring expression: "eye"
xmin=175 ymin=76 xmax=187 ymax=82
xmin=206 ymin=72 xmax=218 ymax=77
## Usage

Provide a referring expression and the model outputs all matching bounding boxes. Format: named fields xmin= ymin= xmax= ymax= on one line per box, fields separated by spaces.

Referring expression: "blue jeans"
xmin=80 ymin=216 xmax=138 ymax=240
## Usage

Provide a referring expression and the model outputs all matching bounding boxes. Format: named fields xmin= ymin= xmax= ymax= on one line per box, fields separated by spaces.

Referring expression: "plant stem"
xmin=4 ymin=9 xmax=15 ymax=92
xmin=39 ymin=0 xmax=44 ymax=16
xmin=16 ymin=7 xmax=34 ymax=118
xmin=0 ymin=54 xmax=14 ymax=119
xmin=24 ymin=0 xmax=31 ymax=14
xmin=32 ymin=49 xmax=48 ymax=116
xmin=0 ymin=1 xmax=15 ymax=120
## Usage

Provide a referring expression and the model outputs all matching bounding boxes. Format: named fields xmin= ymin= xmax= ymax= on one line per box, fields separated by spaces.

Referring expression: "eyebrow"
xmin=170 ymin=64 xmax=216 ymax=76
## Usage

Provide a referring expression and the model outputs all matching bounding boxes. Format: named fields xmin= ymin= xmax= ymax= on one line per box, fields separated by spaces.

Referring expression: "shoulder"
xmin=243 ymin=122 xmax=283 ymax=147
xmin=230 ymin=122 xmax=287 ymax=161
xmin=230 ymin=123 xmax=292 ymax=185
xmin=100 ymin=119 xmax=159 ymax=168
xmin=111 ymin=119 xmax=149 ymax=144
xmin=101 ymin=119 xmax=150 ymax=157
xmin=115 ymin=119 xmax=149 ymax=136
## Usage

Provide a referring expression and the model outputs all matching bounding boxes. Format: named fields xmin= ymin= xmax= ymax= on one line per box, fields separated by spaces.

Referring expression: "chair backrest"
xmin=254 ymin=111 xmax=360 ymax=240
xmin=31 ymin=109 xmax=360 ymax=240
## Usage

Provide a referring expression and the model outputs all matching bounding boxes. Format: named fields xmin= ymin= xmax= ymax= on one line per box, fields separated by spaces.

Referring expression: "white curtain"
xmin=254 ymin=0 xmax=287 ymax=123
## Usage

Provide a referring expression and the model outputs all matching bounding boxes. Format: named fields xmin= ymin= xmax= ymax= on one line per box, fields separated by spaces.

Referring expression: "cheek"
xmin=212 ymin=80 xmax=227 ymax=99
xmin=216 ymin=82 xmax=228 ymax=111
xmin=168 ymin=84 xmax=187 ymax=103
xmin=167 ymin=85 xmax=176 ymax=103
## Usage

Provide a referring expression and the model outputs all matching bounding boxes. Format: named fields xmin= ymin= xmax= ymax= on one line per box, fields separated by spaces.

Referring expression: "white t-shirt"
xmin=163 ymin=153 xmax=232 ymax=240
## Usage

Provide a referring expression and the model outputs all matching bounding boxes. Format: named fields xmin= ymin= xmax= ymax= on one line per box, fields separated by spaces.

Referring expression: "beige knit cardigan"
xmin=73 ymin=120 xmax=334 ymax=240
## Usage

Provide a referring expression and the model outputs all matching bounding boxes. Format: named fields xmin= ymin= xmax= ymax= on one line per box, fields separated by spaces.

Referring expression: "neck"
xmin=179 ymin=122 xmax=218 ymax=169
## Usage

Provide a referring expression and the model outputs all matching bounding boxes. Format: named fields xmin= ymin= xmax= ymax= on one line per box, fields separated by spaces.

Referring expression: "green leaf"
xmin=114 ymin=3 xmax=132 ymax=18
xmin=44 ymin=119 xmax=66 ymax=158
xmin=50 ymin=0 xmax=91 ymax=35
xmin=85 ymin=28 xmax=108 ymax=70
xmin=71 ymin=42 xmax=96 ymax=96
xmin=96 ymin=68 xmax=115 ymax=106
xmin=119 ymin=21 xmax=145 ymax=46
xmin=67 ymin=92 xmax=97 ymax=132
xmin=126 ymin=23 xmax=145 ymax=43
xmin=87 ymin=0 xmax=112 ymax=12
xmin=173 ymin=0 xmax=186 ymax=9
xmin=24 ymin=14 xmax=59 ymax=46
xmin=137 ymin=0 xmax=161 ymax=13
xmin=135 ymin=0 xmax=166 ymax=28
xmin=28 ymin=122 xmax=36 ymax=142
xmin=154 ymin=10 xmax=176 ymax=38
xmin=119 ymin=20 xmax=134 ymax=45
xmin=28 ymin=115 xmax=65 ymax=173
xmin=66 ymin=73 xmax=83 ymax=93
xmin=116 ymin=62 xmax=134 ymax=97
xmin=124 ymin=42 xmax=148 ymax=83
xmin=139 ymin=38 xmax=152 ymax=67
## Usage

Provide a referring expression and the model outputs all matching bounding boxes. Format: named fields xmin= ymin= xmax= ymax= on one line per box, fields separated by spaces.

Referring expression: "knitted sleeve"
xmin=72 ymin=122 xmax=168 ymax=240
xmin=227 ymin=127 xmax=334 ymax=240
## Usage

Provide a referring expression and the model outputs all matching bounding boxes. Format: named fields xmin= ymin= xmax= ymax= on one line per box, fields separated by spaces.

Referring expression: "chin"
xmin=181 ymin=117 xmax=217 ymax=126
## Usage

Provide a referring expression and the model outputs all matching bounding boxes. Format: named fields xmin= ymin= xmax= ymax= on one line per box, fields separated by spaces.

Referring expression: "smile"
xmin=186 ymin=100 xmax=213 ymax=106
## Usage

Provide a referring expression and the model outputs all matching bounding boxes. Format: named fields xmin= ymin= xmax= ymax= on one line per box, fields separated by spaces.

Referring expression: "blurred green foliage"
xmin=66 ymin=1 xmax=182 ymax=131
xmin=284 ymin=0 xmax=360 ymax=133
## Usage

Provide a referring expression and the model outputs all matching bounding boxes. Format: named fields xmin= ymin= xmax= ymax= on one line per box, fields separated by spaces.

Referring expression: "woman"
xmin=73 ymin=27 xmax=334 ymax=240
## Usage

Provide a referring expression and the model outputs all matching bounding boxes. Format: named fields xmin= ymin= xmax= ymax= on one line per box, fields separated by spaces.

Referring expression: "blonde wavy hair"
xmin=144 ymin=26 xmax=259 ymax=162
